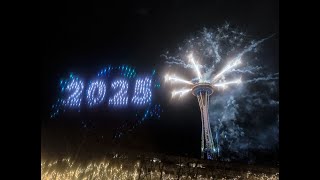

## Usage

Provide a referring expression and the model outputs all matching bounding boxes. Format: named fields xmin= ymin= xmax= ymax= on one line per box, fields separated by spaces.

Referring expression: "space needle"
xmin=165 ymin=53 xmax=241 ymax=159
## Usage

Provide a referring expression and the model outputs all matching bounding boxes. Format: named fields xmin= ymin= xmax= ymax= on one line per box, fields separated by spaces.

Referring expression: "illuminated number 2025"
xmin=62 ymin=77 xmax=152 ymax=108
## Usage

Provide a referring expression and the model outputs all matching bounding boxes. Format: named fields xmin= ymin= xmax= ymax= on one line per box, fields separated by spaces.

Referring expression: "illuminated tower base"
xmin=192 ymin=83 xmax=215 ymax=160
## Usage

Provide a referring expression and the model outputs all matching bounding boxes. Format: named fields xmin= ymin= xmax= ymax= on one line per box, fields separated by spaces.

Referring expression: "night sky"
xmin=41 ymin=0 xmax=278 ymax=163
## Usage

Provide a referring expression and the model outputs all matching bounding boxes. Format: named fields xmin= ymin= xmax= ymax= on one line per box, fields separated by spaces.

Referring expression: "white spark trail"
xmin=171 ymin=88 xmax=192 ymax=98
xmin=188 ymin=53 xmax=202 ymax=81
xmin=230 ymin=66 xmax=263 ymax=74
xmin=212 ymin=58 xmax=242 ymax=82
xmin=214 ymin=78 xmax=242 ymax=88
xmin=203 ymin=28 xmax=222 ymax=63
xmin=162 ymin=54 xmax=207 ymax=70
xmin=212 ymin=34 xmax=274 ymax=83
xmin=244 ymin=73 xmax=278 ymax=84
xmin=213 ymin=43 xmax=221 ymax=63
xmin=235 ymin=34 xmax=275 ymax=60
xmin=165 ymin=60 xmax=194 ymax=69
xmin=164 ymin=74 xmax=193 ymax=85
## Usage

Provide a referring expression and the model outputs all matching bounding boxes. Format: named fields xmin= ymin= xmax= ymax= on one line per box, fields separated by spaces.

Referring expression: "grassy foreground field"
xmin=41 ymin=153 xmax=278 ymax=180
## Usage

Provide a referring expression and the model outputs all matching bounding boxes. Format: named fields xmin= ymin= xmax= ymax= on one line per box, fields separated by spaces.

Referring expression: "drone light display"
xmin=51 ymin=65 xmax=161 ymax=119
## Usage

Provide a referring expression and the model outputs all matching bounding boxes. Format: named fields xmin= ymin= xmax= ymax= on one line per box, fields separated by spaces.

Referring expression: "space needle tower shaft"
xmin=192 ymin=83 xmax=215 ymax=159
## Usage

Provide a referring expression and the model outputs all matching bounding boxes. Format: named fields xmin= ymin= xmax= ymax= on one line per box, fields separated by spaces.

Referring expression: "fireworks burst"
xmin=163 ymin=23 xmax=278 ymax=160
xmin=164 ymin=25 xmax=274 ymax=97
